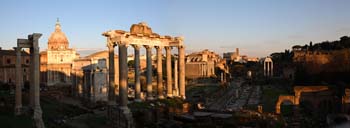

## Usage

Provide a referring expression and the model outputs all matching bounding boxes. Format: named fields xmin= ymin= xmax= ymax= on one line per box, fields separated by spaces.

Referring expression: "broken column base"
xmin=14 ymin=106 xmax=22 ymax=116
xmin=33 ymin=107 xmax=45 ymax=128
xmin=107 ymin=102 xmax=117 ymax=122
xmin=110 ymin=106 xmax=134 ymax=128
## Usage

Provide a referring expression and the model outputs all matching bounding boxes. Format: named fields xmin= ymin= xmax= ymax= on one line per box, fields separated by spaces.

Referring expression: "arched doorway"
xmin=280 ymin=100 xmax=295 ymax=116
xmin=276 ymin=95 xmax=295 ymax=114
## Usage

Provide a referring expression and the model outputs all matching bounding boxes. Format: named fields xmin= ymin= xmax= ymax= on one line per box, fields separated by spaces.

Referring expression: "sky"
xmin=0 ymin=0 xmax=350 ymax=57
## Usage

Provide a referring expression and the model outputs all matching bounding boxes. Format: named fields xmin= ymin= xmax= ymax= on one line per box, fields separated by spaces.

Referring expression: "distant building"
xmin=0 ymin=48 xmax=31 ymax=84
xmin=185 ymin=49 xmax=221 ymax=79
xmin=246 ymin=57 xmax=259 ymax=62
xmin=72 ymin=51 xmax=118 ymax=103
xmin=223 ymin=48 xmax=240 ymax=62
xmin=223 ymin=48 xmax=258 ymax=63
xmin=40 ymin=19 xmax=80 ymax=86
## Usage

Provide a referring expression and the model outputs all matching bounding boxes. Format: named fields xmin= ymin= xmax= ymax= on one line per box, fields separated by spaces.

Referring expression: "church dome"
xmin=48 ymin=19 xmax=69 ymax=50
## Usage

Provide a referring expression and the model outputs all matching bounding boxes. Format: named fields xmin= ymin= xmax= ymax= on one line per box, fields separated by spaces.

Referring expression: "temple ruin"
xmin=102 ymin=22 xmax=185 ymax=128
xmin=263 ymin=57 xmax=273 ymax=77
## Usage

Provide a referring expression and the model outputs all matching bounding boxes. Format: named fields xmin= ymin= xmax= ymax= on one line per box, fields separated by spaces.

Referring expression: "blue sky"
xmin=0 ymin=0 xmax=349 ymax=57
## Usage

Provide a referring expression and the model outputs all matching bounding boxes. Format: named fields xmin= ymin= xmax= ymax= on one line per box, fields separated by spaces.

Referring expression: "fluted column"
xmin=165 ymin=47 xmax=173 ymax=98
xmin=15 ymin=47 xmax=22 ymax=115
xmin=156 ymin=46 xmax=164 ymax=99
xmin=133 ymin=45 xmax=141 ymax=102
xmin=145 ymin=45 xmax=153 ymax=100
xmin=178 ymin=46 xmax=186 ymax=99
xmin=174 ymin=59 xmax=178 ymax=97
xmin=119 ymin=43 xmax=129 ymax=109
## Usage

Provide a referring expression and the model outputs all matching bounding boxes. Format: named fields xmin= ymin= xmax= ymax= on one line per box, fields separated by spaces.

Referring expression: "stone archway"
xmin=276 ymin=95 xmax=295 ymax=114
xmin=293 ymin=86 xmax=329 ymax=105
xmin=275 ymin=86 xmax=329 ymax=114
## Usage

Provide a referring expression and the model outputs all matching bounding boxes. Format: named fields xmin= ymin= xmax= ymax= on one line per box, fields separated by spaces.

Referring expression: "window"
xmin=6 ymin=59 xmax=11 ymax=64
xmin=26 ymin=59 xmax=29 ymax=64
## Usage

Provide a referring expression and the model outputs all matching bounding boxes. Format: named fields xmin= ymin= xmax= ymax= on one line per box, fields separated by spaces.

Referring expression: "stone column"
xmin=221 ymin=72 xmax=224 ymax=82
xmin=271 ymin=62 xmax=273 ymax=77
xmin=29 ymin=47 xmax=35 ymax=108
xmin=115 ymin=53 xmax=119 ymax=95
xmin=178 ymin=46 xmax=186 ymax=99
xmin=174 ymin=59 xmax=178 ymax=97
xmin=145 ymin=45 xmax=153 ymax=100
xmin=156 ymin=46 xmax=164 ymax=99
xmin=165 ymin=47 xmax=173 ymax=98
xmin=107 ymin=42 xmax=116 ymax=119
xmin=267 ymin=62 xmax=270 ymax=77
xmin=118 ymin=44 xmax=129 ymax=109
xmin=133 ymin=45 xmax=141 ymax=102
xmin=31 ymin=33 xmax=45 ymax=128
xmin=15 ymin=47 xmax=22 ymax=115
xmin=89 ymin=70 xmax=93 ymax=102
xmin=263 ymin=62 xmax=266 ymax=76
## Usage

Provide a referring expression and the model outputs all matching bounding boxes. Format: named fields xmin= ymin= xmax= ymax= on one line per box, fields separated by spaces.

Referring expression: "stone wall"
xmin=293 ymin=49 xmax=350 ymax=74
xmin=0 ymin=50 xmax=31 ymax=84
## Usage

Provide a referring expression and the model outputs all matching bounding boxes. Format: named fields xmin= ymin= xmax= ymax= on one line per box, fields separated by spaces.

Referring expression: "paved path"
xmin=207 ymin=81 xmax=242 ymax=110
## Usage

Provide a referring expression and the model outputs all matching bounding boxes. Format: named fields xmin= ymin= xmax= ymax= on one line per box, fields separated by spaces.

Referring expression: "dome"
xmin=48 ymin=19 xmax=69 ymax=50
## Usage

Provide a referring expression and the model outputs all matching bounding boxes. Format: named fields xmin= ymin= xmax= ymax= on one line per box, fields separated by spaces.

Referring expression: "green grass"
xmin=186 ymin=85 xmax=220 ymax=98
xmin=0 ymin=91 xmax=33 ymax=128
xmin=0 ymin=109 xmax=33 ymax=128
xmin=84 ymin=115 xmax=107 ymax=128
xmin=40 ymin=97 xmax=89 ymax=127
xmin=261 ymin=86 xmax=289 ymax=112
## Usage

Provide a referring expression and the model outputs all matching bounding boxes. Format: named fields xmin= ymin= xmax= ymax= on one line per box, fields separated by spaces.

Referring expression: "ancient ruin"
xmin=15 ymin=33 xmax=45 ymax=128
xmin=263 ymin=57 xmax=273 ymax=77
xmin=102 ymin=22 xmax=185 ymax=128
xmin=275 ymin=86 xmax=329 ymax=114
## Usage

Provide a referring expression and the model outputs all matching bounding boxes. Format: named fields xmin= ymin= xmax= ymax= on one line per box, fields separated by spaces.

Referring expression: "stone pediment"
xmin=130 ymin=22 xmax=153 ymax=36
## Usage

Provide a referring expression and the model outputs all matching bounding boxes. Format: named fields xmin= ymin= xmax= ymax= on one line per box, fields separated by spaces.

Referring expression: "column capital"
xmin=144 ymin=45 xmax=153 ymax=49
xmin=165 ymin=46 xmax=172 ymax=50
xmin=29 ymin=33 xmax=42 ymax=41
xmin=118 ymin=43 xmax=129 ymax=48
xmin=155 ymin=46 xmax=164 ymax=49
xmin=131 ymin=44 xmax=141 ymax=50
xmin=116 ymin=41 xmax=130 ymax=46
xmin=107 ymin=39 xmax=116 ymax=48
xmin=178 ymin=45 xmax=185 ymax=49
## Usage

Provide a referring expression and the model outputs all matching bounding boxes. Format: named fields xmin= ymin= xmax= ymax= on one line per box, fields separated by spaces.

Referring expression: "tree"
xmin=127 ymin=60 xmax=135 ymax=68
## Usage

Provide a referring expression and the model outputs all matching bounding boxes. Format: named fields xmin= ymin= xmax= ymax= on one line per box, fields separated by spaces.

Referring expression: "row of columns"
xmin=107 ymin=43 xmax=186 ymax=109
xmin=263 ymin=61 xmax=273 ymax=77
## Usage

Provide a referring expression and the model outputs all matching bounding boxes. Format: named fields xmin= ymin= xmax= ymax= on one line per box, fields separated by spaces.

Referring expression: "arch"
xmin=276 ymin=95 xmax=295 ymax=114
xmin=275 ymin=85 xmax=329 ymax=114
xmin=293 ymin=86 xmax=329 ymax=105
